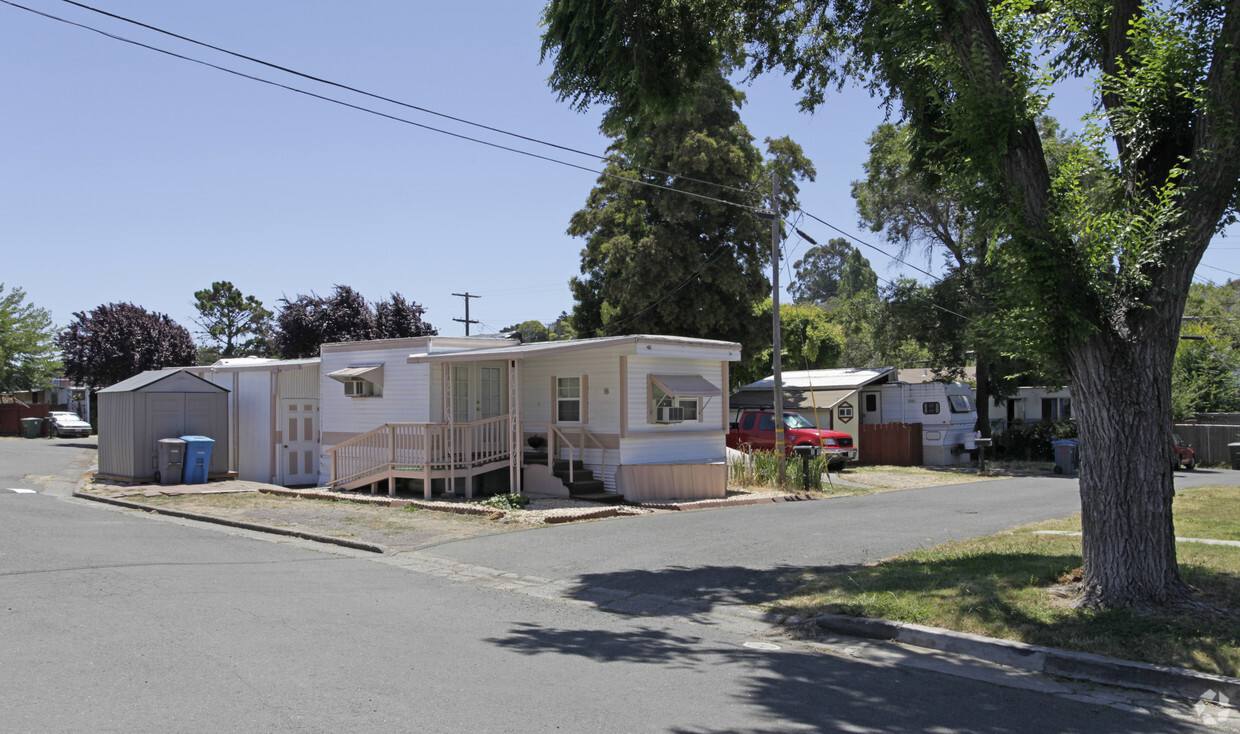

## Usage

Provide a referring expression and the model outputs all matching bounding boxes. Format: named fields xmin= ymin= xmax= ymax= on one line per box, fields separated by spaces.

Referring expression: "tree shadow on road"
xmin=483 ymin=620 xmax=1197 ymax=733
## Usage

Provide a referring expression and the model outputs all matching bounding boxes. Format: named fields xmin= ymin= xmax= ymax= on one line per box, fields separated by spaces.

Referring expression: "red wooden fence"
xmin=859 ymin=422 xmax=923 ymax=466
xmin=0 ymin=403 xmax=50 ymax=436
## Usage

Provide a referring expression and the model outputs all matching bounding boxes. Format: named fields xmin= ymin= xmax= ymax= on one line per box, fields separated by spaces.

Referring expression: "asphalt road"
xmin=1 ymin=491 xmax=1210 ymax=733
xmin=416 ymin=469 xmax=1240 ymax=607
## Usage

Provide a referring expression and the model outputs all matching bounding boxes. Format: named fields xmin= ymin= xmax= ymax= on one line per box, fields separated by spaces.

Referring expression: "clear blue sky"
xmin=3 ymin=1 xmax=1236 ymax=341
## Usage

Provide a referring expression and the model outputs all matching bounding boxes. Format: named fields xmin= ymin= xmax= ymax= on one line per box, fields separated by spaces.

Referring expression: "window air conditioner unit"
xmin=656 ymin=405 xmax=685 ymax=424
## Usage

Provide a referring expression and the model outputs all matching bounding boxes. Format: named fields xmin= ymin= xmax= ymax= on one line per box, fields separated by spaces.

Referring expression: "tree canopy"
xmin=541 ymin=0 xmax=1240 ymax=610
xmin=732 ymin=300 xmax=844 ymax=388
xmin=273 ymin=286 xmax=436 ymax=359
xmin=565 ymin=67 xmax=814 ymax=357
xmin=0 ymin=284 xmax=60 ymax=393
xmin=788 ymin=237 xmax=853 ymax=305
xmin=56 ymin=303 xmax=197 ymax=389
xmin=192 ymin=281 xmax=273 ymax=363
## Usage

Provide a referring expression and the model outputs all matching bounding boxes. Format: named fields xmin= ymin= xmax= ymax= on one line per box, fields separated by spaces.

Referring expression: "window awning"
xmin=326 ymin=363 xmax=384 ymax=388
xmin=650 ymin=374 xmax=721 ymax=398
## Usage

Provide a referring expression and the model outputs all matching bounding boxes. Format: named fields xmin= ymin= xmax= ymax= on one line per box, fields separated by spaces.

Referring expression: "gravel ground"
xmin=78 ymin=464 xmax=1019 ymax=551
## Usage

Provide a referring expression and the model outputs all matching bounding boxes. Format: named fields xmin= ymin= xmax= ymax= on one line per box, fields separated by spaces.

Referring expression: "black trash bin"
xmin=1230 ymin=442 xmax=1240 ymax=471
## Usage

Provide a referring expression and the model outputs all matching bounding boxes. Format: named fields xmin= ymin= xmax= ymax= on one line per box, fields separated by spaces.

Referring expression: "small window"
xmin=650 ymin=383 xmax=700 ymax=424
xmin=837 ymin=403 xmax=854 ymax=422
xmin=864 ymin=393 xmax=878 ymax=413
xmin=741 ymin=413 xmax=756 ymax=430
xmin=922 ymin=401 xmax=941 ymax=415
xmin=948 ymin=394 xmax=975 ymax=413
xmin=757 ymin=413 xmax=776 ymax=431
xmin=343 ymin=379 xmax=379 ymax=398
xmin=557 ymin=377 xmax=581 ymax=422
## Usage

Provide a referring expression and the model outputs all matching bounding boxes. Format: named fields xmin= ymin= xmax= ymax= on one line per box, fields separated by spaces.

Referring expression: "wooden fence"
xmin=0 ymin=403 xmax=49 ymax=436
xmin=859 ymin=422 xmax=923 ymax=466
xmin=1174 ymin=423 xmax=1240 ymax=467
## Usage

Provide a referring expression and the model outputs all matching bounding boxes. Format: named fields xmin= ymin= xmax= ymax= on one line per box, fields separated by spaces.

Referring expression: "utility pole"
xmin=452 ymin=292 xmax=480 ymax=335
xmin=770 ymin=176 xmax=786 ymax=488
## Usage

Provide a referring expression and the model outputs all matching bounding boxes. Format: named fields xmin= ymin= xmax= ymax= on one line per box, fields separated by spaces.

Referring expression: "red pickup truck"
xmin=727 ymin=410 xmax=858 ymax=469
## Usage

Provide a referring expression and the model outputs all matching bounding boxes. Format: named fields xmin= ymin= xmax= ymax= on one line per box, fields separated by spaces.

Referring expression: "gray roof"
xmin=407 ymin=334 xmax=741 ymax=364
xmin=736 ymin=367 xmax=895 ymax=392
xmin=98 ymin=368 xmax=229 ymax=393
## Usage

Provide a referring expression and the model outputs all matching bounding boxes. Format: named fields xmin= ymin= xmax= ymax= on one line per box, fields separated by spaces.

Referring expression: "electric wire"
xmin=42 ymin=0 xmax=765 ymax=204
xmin=6 ymin=0 xmax=989 ymax=329
xmin=0 ymin=0 xmax=763 ymax=216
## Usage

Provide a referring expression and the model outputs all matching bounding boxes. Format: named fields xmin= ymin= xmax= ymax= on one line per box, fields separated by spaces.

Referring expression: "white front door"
xmin=280 ymin=399 xmax=319 ymax=486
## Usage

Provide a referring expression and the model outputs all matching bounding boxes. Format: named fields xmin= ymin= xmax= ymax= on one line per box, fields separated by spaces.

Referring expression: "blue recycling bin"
xmin=180 ymin=435 xmax=215 ymax=484
xmin=1052 ymin=439 xmax=1079 ymax=475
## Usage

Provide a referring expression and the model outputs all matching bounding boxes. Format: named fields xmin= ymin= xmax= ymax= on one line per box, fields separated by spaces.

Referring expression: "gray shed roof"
xmin=98 ymin=368 xmax=229 ymax=394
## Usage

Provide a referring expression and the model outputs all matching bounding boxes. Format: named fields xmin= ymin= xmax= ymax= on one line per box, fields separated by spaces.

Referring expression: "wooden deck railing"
xmin=525 ymin=422 xmax=607 ymax=486
xmin=328 ymin=415 xmax=510 ymax=488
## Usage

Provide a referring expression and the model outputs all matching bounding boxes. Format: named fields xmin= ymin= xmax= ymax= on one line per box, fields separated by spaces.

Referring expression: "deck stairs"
xmin=523 ymin=451 xmax=622 ymax=504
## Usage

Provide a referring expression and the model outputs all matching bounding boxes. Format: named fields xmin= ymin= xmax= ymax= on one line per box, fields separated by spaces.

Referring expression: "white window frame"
xmin=556 ymin=376 xmax=582 ymax=424
xmin=343 ymin=378 xmax=380 ymax=398
xmin=649 ymin=383 xmax=699 ymax=424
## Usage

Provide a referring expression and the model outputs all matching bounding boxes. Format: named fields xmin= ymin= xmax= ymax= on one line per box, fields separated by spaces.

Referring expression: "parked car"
xmin=47 ymin=411 xmax=92 ymax=438
xmin=1173 ymin=434 xmax=1196 ymax=471
xmin=727 ymin=409 xmax=858 ymax=470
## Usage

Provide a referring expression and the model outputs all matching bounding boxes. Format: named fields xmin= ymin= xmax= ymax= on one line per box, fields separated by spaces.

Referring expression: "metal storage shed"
xmin=97 ymin=369 xmax=230 ymax=482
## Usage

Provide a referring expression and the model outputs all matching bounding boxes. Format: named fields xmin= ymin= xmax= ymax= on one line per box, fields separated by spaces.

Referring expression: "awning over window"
xmin=326 ymin=363 xmax=384 ymax=387
xmin=650 ymin=374 xmax=721 ymax=398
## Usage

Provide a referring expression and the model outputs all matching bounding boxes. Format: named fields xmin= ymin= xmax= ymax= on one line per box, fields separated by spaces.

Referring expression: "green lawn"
xmin=772 ymin=484 xmax=1240 ymax=676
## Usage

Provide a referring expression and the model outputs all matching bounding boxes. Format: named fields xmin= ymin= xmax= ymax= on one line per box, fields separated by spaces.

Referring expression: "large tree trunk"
xmin=1068 ymin=321 xmax=1193 ymax=609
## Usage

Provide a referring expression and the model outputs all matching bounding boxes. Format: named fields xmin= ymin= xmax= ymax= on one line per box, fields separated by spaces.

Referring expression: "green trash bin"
xmin=21 ymin=417 xmax=43 ymax=438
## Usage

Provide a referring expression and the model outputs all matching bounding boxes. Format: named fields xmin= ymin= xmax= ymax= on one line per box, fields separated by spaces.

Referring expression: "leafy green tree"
xmin=540 ymin=0 xmax=1240 ymax=610
xmin=192 ymin=281 xmax=273 ymax=363
xmin=788 ymin=238 xmax=852 ymax=304
xmin=0 ymin=284 xmax=60 ymax=393
xmin=501 ymin=320 xmax=551 ymax=343
xmin=732 ymin=301 xmax=844 ymax=388
xmin=1172 ymin=318 xmax=1240 ymax=420
xmin=549 ymin=311 xmax=577 ymax=341
xmin=56 ymin=303 xmax=196 ymax=389
xmin=837 ymin=248 xmax=878 ymax=301
xmin=565 ymin=68 xmax=815 ymax=358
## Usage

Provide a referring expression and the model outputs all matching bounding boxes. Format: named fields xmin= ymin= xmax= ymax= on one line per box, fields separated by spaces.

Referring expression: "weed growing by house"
xmin=475 ymin=493 xmax=531 ymax=511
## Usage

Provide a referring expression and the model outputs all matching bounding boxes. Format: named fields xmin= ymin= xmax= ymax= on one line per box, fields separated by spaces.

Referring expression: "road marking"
xmin=4 ymin=488 xmax=38 ymax=494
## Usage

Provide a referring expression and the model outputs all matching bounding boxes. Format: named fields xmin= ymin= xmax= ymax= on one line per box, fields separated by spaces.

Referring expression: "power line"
xmin=41 ymin=0 xmax=765 ymax=204
xmin=6 ymin=0 xmax=983 ymax=329
xmin=1 ymin=0 xmax=764 ymax=217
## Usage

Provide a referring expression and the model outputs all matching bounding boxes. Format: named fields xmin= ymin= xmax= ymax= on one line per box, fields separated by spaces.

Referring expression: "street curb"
xmin=800 ymin=613 xmax=1240 ymax=710
xmin=72 ymin=492 xmax=388 ymax=554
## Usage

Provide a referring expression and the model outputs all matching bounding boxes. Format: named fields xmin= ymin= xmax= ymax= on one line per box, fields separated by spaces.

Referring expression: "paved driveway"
xmin=417 ymin=470 xmax=1240 ymax=607
xmin=0 ymin=435 xmax=96 ymax=496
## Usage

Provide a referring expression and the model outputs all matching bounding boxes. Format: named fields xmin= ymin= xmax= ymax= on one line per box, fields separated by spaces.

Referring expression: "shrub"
xmin=476 ymin=493 xmax=531 ymax=510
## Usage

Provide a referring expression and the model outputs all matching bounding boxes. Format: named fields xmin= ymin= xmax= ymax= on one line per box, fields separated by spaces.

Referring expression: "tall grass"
xmin=729 ymin=450 xmax=827 ymax=491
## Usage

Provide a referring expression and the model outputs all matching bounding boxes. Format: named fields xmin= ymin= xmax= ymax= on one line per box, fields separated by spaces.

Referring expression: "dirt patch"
xmin=121 ymin=492 xmax=530 ymax=551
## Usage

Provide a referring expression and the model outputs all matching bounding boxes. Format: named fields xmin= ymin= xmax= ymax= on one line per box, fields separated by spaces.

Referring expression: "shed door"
xmin=280 ymin=399 xmax=319 ymax=486
xmin=860 ymin=391 xmax=882 ymax=424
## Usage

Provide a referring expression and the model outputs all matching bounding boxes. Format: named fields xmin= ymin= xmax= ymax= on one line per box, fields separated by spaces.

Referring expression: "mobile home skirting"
xmin=614 ymin=462 xmax=726 ymax=502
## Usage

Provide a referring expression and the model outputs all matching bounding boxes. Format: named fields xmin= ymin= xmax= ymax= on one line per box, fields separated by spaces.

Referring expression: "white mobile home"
xmin=323 ymin=334 xmax=740 ymax=503
xmin=182 ymin=357 xmax=321 ymax=486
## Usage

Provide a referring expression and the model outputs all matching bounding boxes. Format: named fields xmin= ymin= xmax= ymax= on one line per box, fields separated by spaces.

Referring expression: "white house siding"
xmin=615 ymin=355 xmax=729 ymax=500
xmin=517 ymin=346 xmax=623 ymax=490
xmin=318 ymin=344 xmax=432 ymax=485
